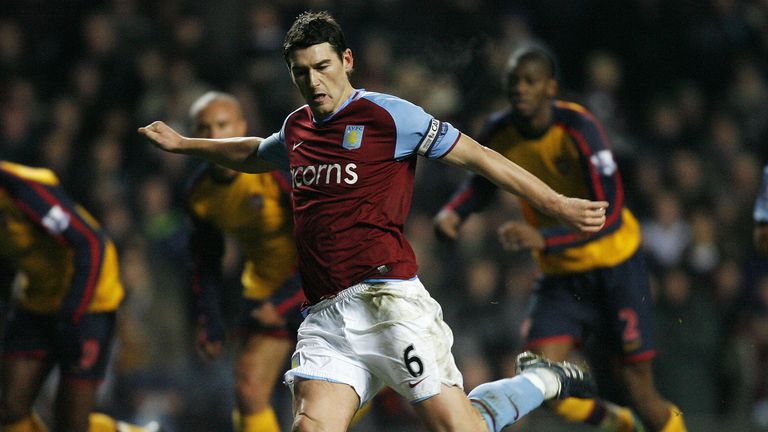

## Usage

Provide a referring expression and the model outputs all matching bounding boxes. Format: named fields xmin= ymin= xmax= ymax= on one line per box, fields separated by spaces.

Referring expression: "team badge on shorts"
xmin=343 ymin=125 xmax=364 ymax=150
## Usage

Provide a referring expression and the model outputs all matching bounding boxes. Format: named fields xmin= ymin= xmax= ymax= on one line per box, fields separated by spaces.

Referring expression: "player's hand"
xmin=433 ymin=208 xmax=461 ymax=241
xmin=557 ymin=195 xmax=608 ymax=233
xmin=195 ymin=317 xmax=225 ymax=361
xmin=755 ymin=224 xmax=768 ymax=256
xmin=138 ymin=121 xmax=186 ymax=153
xmin=250 ymin=302 xmax=286 ymax=327
xmin=498 ymin=221 xmax=545 ymax=252
xmin=197 ymin=338 xmax=224 ymax=361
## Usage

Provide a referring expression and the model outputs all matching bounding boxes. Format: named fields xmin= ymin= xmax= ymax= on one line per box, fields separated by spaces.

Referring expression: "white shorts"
xmin=284 ymin=278 xmax=463 ymax=406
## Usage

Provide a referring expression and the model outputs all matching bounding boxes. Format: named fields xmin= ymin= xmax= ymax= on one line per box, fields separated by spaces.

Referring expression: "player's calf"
xmin=468 ymin=351 xmax=595 ymax=432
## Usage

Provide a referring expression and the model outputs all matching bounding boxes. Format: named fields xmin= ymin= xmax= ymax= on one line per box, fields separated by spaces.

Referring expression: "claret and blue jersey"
xmin=258 ymin=89 xmax=461 ymax=303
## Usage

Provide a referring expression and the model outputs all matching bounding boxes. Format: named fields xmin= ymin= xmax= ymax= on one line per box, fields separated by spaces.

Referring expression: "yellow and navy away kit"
xmin=443 ymin=101 xmax=640 ymax=274
xmin=0 ymin=161 xmax=123 ymax=322
xmin=185 ymin=164 xmax=302 ymax=336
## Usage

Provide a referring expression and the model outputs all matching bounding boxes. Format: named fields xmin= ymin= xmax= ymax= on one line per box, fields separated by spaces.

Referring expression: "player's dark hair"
xmin=283 ymin=11 xmax=348 ymax=64
xmin=504 ymin=42 xmax=559 ymax=81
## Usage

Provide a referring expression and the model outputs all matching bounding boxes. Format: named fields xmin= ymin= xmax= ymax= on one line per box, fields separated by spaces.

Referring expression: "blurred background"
xmin=2 ymin=0 xmax=768 ymax=430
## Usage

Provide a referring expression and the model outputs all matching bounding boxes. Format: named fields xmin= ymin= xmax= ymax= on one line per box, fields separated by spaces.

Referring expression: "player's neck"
xmin=514 ymin=107 xmax=553 ymax=138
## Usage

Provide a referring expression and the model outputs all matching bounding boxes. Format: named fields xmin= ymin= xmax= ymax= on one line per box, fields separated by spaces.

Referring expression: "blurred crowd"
xmin=2 ymin=0 xmax=768 ymax=431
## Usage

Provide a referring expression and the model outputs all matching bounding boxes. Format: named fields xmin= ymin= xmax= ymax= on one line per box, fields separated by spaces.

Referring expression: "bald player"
xmin=184 ymin=92 xmax=303 ymax=432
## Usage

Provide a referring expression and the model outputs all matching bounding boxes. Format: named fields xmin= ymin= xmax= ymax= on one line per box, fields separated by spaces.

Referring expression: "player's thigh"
xmin=348 ymin=280 xmax=463 ymax=403
xmin=412 ymin=384 xmax=487 ymax=432
xmin=603 ymin=251 xmax=657 ymax=361
xmin=525 ymin=275 xmax=590 ymax=353
xmin=291 ymin=377 xmax=359 ymax=432
xmin=236 ymin=332 xmax=293 ymax=392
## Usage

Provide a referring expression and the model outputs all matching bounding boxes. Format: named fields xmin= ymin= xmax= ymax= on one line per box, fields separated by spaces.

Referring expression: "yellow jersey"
xmin=186 ymin=165 xmax=298 ymax=301
xmin=0 ymin=161 xmax=123 ymax=320
xmin=443 ymin=101 xmax=640 ymax=274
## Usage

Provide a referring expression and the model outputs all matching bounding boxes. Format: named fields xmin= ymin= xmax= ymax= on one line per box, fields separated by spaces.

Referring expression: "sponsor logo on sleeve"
xmin=590 ymin=150 xmax=617 ymax=176
xmin=42 ymin=205 xmax=71 ymax=234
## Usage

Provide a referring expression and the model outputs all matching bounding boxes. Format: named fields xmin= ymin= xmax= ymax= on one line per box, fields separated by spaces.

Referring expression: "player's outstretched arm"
xmin=441 ymin=134 xmax=608 ymax=233
xmin=138 ymin=121 xmax=276 ymax=173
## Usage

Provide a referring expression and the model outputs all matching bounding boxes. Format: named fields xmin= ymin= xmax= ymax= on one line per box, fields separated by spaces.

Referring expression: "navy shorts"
xmin=525 ymin=250 xmax=656 ymax=363
xmin=2 ymin=308 xmax=116 ymax=380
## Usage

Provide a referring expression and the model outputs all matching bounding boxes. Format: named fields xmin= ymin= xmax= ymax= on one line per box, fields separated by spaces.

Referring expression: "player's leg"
xmin=0 ymin=356 xmax=52 ymax=431
xmin=283 ymin=284 xmax=385 ymax=431
xmin=348 ymin=279 xmax=592 ymax=431
xmin=234 ymin=332 xmax=293 ymax=432
xmin=414 ymin=384 xmax=489 ymax=431
xmin=0 ymin=309 xmax=55 ymax=431
xmin=464 ymin=351 xmax=597 ymax=432
xmin=607 ymin=251 xmax=686 ymax=432
xmin=52 ymin=378 xmax=99 ymax=432
xmin=290 ymin=378 xmax=360 ymax=431
xmin=620 ymin=360 xmax=684 ymax=432
xmin=526 ymin=276 xmax=639 ymax=431
xmin=53 ymin=312 xmax=117 ymax=432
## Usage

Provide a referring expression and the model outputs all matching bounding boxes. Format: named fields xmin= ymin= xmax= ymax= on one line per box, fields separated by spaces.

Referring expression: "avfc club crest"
xmin=343 ymin=125 xmax=364 ymax=150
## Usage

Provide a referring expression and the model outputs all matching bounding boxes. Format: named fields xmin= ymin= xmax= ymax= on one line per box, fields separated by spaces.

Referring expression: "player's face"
xmin=506 ymin=59 xmax=557 ymax=120
xmin=195 ymin=99 xmax=247 ymax=178
xmin=288 ymin=43 xmax=354 ymax=120
xmin=194 ymin=99 xmax=247 ymax=139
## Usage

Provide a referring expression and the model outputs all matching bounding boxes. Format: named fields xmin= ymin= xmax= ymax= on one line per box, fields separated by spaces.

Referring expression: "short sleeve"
xmin=361 ymin=92 xmax=461 ymax=160
xmin=257 ymin=130 xmax=289 ymax=170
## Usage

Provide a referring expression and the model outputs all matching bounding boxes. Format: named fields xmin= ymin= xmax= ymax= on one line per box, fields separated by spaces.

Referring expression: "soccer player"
xmin=184 ymin=91 xmax=303 ymax=432
xmin=434 ymin=44 xmax=686 ymax=431
xmin=139 ymin=11 xmax=607 ymax=432
xmin=754 ymin=164 xmax=768 ymax=256
xmin=0 ymin=161 xmax=155 ymax=432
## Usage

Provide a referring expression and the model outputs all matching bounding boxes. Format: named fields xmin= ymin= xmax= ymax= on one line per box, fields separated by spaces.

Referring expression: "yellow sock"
xmin=555 ymin=398 xmax=636 ymax=432
xmin=555 ymin=397 xmax=596 ymax=422
xmin=349 ymin=401 xmax=373 ymax=427
xmin=3 ymin=413 xmax=48 ymax=432
xmin=239 ymin=408 xmax=279 ymax=432
xmin=597 ymin=401 xmax=637 ymax=432
xmin=660 ymin=405 xmax=687 ymax=432
xmin=89 ymin=413 xmax=117 ymax=432
xmin=89 ymin=413 xmax=153 ymax=432
xmin=232 ymin=410 xmax=241 ymax=432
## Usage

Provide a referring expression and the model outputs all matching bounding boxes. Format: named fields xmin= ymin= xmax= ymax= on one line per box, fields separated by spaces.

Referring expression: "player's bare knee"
xmin=291 ymin=412 xmax=324 ymax=432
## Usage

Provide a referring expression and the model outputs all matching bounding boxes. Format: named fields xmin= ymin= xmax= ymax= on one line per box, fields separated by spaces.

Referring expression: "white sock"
xmin=520 ymin=368 xmax=560 ymax=399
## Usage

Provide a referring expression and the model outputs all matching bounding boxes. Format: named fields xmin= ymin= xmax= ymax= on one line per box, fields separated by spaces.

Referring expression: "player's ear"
xmin=547 ymin=79 xmax=558 ymax=98
xmin=343 ymin=48 xmax=354 ymax=74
